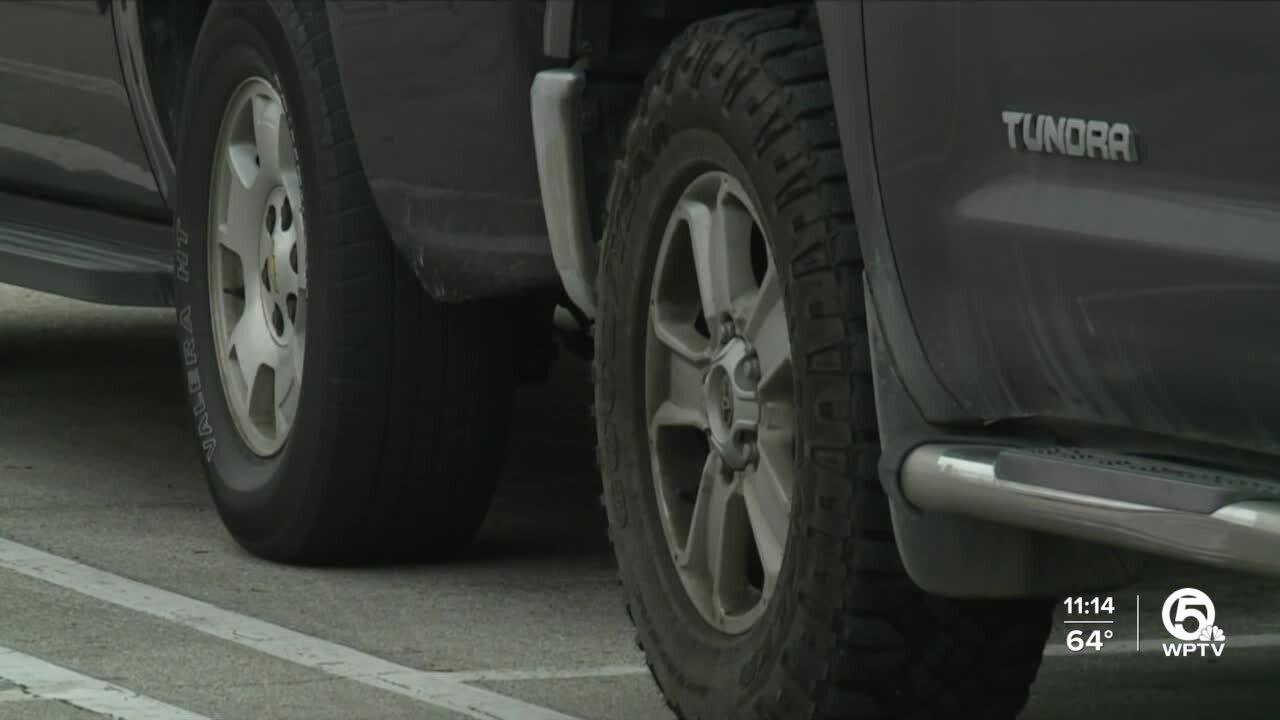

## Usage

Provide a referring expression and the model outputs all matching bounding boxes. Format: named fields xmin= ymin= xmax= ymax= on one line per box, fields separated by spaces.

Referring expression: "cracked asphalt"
xmin=0 ymin=284 xmax=1278 ymax=719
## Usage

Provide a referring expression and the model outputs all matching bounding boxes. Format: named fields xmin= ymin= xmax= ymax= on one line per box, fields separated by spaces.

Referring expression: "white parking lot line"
xmin=449 ymin=665 xmax=650 ymax=683
xmin=0 ymin=538 xmax=581 ymax=720
xmin=0 ymin=645 xmax=211 ymax=719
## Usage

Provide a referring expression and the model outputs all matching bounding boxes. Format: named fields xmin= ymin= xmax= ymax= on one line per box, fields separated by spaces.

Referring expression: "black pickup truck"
xmin=4 ymin=1 xmax=1277 ymax=718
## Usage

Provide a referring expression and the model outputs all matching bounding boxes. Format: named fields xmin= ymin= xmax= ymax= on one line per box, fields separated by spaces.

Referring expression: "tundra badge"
xmin=1002 ymin=111 xmax=1138 ymax=163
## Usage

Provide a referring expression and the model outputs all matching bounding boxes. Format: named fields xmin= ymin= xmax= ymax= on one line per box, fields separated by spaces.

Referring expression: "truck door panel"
xmin=0 ymin=0 xmax=165 ymax=216
xmin=864 ymin=1 xmax=1280 ymax=454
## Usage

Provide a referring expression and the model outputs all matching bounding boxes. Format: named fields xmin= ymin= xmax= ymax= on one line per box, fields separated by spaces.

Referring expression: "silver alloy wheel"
xmin=208 ymin=77 xmax=307 ymax=459
xmin=645 ymin=171 xmax=796 ymax=634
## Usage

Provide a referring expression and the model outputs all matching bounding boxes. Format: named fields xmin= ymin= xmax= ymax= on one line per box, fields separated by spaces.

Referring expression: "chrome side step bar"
xmin=900 ymin=445 xmax=1280 ymax=577
xmin=531 ymin=68 xmax=597 ymax=319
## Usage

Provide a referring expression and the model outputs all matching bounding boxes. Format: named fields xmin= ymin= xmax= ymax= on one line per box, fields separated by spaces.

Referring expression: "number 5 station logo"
xmin=1161 ymin=588 xmax=1227 ymax=657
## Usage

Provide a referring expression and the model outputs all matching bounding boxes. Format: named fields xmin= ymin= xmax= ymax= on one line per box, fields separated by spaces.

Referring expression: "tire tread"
xmin=594 ymin=6 xmax=1052 ymax=719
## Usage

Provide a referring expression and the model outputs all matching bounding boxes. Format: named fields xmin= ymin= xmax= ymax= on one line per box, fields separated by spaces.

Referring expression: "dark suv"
xmin=4 ymin=1 xmax=1275 ymax=718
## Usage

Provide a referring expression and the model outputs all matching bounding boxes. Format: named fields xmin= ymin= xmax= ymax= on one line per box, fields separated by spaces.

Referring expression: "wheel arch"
xmin=117 ymin=0 xmax=561 ymax=302
xmin=547 ymin=0 xmax=966 ymax=418
xmin=323 ymin=0 xmax=560 ymax=302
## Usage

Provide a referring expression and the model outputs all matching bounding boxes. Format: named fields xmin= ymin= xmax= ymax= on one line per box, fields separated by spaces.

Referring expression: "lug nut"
xmin=717 ymin=315 xmax=735 ymax=344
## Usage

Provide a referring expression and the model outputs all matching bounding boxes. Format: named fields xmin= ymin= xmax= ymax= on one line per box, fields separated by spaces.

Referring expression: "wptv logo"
xmin=1161 ymin=588 xmax=1227 ymax=658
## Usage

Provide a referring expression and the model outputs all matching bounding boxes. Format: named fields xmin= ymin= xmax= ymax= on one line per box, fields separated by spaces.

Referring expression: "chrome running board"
xmin=900 ymin=444 xmax=1280 ymax=577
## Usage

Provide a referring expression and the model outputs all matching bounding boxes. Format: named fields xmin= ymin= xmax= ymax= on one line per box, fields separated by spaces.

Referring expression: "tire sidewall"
xmin=173 ymin=2 xmax=336 ymax=551
xmin=597 ymin=68 xmax=832 ymax=719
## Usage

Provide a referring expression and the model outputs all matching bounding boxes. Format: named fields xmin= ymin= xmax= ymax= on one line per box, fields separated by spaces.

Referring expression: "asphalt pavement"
xmin=0 ymin=284 xmax=1276 ymax=719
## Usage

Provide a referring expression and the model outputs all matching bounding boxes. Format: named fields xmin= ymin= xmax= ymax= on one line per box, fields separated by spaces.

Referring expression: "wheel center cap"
xmin=265 ymin=254 xmax=279 ymax=294
xmin=258 ymin=186 xmax=291 ymax=344
xmin=717 ymin=375 xmax=734 ymax=425
xmin=704 ymin=335 xmax=760 ymax=470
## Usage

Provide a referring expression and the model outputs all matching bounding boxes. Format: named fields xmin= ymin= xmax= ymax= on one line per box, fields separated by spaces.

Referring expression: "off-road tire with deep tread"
xmin=172 ymin=0 xmax=515 ymax=564
xmin=594 ymin=7 xmax=1054 ymax=718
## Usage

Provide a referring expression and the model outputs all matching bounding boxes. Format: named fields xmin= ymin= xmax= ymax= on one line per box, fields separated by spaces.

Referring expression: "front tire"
xmin=595 ymin=7 xmax=1053 ymax=718
xmin=173 ymin=0 xmax=514 ymax=563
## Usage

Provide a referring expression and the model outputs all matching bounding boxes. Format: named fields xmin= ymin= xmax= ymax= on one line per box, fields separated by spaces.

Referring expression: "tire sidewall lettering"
xmin=178 ymin=304 xmax=218 ymax=463
xmin=175 ymin=218 xmax=191 ymax=285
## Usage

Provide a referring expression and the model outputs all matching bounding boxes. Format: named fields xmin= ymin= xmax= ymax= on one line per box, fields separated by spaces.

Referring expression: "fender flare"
xmin=815 ymin=0 xmax=968 ymax=422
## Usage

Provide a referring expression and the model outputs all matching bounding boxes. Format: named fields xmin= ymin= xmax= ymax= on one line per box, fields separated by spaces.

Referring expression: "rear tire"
xmin=173 ymin=0 xmax=514 ymax=563
xmin=594 ymin=7 xmax=1054 ymax=718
